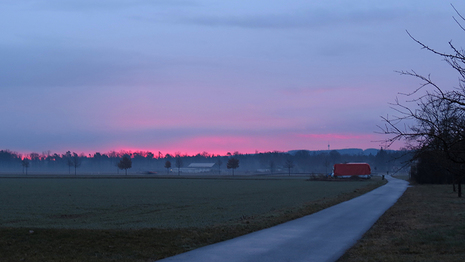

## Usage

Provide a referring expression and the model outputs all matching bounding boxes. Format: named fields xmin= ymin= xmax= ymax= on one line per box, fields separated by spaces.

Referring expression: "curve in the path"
xmin=158 ymin=176 xmax=409 ymax=262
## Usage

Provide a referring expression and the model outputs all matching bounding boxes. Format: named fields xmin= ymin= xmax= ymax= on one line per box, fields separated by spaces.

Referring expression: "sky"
xmin=2 ymin=0 xmax=465 ymax=156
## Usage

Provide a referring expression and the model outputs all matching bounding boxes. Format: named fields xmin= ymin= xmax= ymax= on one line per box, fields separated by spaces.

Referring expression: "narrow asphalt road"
xmin=158 ymin=176 xmax=409 ymax=262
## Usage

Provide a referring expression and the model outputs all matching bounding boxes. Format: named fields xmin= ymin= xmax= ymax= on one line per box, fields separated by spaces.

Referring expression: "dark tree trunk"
xmin=458 ymin=177 xmax=462 ymax=198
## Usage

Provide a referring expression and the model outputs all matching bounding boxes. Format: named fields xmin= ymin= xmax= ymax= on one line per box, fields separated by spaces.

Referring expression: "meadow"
xmin=0 ymin=176 xmax=386 ymax=261
xmin=338 ymin=183 xmax=465 ymax=262
xmin=0 ymin=176 xmax=382 ymax=229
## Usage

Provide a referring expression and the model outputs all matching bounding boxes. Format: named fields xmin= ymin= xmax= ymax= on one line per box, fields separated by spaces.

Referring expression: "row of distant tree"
xmin=0 ymin=148 xmax=410 ymax=175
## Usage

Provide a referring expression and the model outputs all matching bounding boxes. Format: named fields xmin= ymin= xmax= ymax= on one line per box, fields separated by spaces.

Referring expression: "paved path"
xmin=158 ymin=176 xmax=409 ymax=262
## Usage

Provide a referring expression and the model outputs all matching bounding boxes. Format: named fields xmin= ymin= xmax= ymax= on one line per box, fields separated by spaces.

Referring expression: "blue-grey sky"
xmin=2 ymin=0 xmax=465 ymax=155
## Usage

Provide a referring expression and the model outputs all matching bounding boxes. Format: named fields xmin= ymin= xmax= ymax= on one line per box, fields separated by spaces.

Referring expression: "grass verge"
xmin=338 ymin=184 xmax=465 ymax=262
xmin=0 ymin=180 xmax=385 ymax=262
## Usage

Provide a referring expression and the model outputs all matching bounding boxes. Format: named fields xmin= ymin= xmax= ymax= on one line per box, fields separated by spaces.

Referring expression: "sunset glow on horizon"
xmin=2 ymin=1 xmax=464 ymax=156
xmin=11 ymin=132 xmax=397 ymax=158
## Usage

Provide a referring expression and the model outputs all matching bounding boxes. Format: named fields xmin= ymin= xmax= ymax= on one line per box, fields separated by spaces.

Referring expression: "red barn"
xmin=333 ymin=163 xmax=371 ymax=178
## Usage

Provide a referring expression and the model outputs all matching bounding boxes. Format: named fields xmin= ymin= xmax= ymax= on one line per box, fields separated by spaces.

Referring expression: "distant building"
xmin=181 ymin=163 xmax=216 ymax=173
xmin=332 ymin=163 xmax=371 ymax=178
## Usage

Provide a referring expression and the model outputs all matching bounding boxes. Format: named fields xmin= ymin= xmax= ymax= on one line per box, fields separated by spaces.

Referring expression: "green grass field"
xmin=0 ymin=176 xmax=386 ymax=261
xmin=1 ymin=177 xmax=381 ymax=229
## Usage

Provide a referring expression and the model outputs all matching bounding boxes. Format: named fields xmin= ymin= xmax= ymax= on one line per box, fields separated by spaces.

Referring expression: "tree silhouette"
xmin=64 ymin=151 xmax=73 ymax=174
xmin=269 ymin=160 xmax=275 ymax=174
xmin=164 ymin=160 xmax=171 ymax=174
xmin=175 ymin=154 xmax=183 ymax=176
xmin=93 ymin=152 xmax=103 ymax=172
xmin=375 ymin=148 xmax=388 ymax=172
xmin=21 ymin=158 xmax=30 ymax=175
xmin=381 ymin=6 xmax=465 ymax=197
xmin=72 ymin=153 xmax=82 ymax=175
xmin=118 ymin=155 xmax=132 ymax=175
xmin=283 ymin=159 xmax=295 ymax=176
xmin=227 ymin=158 xmax=239 ymax=175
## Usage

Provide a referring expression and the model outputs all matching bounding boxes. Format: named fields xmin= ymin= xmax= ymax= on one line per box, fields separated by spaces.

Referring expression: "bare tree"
xmin=227 ymin=158 xmax=239 ymax=175
xmin=21 ymin=158 xmax=30 ymax=175
xmin=164 ymin=160 xmax=171 ymax=174
xmin=72 ymin=153 xmax=82 ymax=175
xmin=269 ymin=160 xmax=275 ymax=174
xmin=118 ymin=155 xmax=132 ymax=175
xmin=381 ymin=5 xmax=465 ymax=197
xmin=283 ymin=159 xmax=295 ymax=176
xmin=67 ymin=158 xmax=73 ymax=174
xmin=175 ymin=154 xmax=183 ymax=176
xmin=64 ymin=151 xmax=73 ymax=174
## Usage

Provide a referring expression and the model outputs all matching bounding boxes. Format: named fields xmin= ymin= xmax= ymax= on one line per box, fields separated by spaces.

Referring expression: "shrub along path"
xmin=159 ymin=176 xmax=409 ymax=262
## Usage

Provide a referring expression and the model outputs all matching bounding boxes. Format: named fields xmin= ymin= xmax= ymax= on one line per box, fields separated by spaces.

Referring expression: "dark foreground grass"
xmin=338 ymin=184 xmax=465 ymax=262
xmin=0 ymin=177 xmax=381 ymax=229
xmin=0 ymin=181 xmax=385 ymax=262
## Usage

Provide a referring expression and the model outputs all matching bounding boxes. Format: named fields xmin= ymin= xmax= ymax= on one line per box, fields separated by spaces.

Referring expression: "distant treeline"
xmin=0 ymin=149 xmax=412 ymax=175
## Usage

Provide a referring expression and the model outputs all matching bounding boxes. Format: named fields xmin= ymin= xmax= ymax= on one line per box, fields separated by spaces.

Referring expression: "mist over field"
xmin=0 ymin=148 xmax=410 ymax=175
